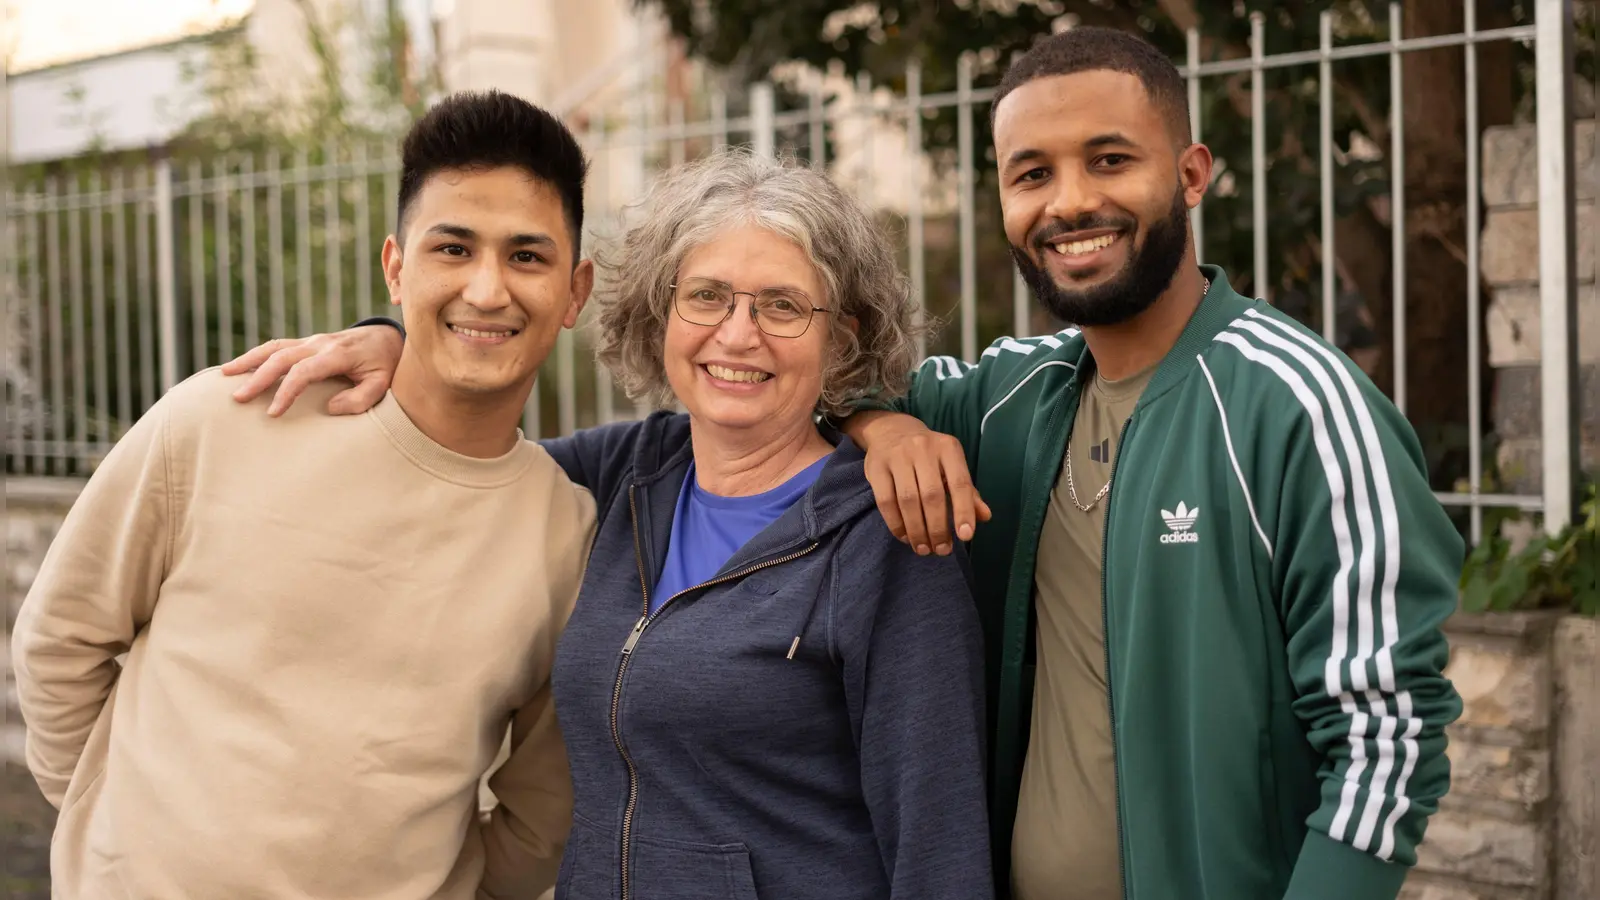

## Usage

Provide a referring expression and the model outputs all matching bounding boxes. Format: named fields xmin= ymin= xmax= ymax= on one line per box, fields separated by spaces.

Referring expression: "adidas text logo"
xmin=1159 ymin=502 xmax=1200 ymax=544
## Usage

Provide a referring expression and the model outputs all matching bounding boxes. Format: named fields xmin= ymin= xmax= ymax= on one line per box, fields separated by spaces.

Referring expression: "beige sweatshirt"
xmin=11 ymin=368 xmax=597 ymax=900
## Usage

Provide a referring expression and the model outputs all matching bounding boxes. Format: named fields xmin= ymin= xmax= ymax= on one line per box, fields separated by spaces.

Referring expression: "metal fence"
xmin=1 ymin=0 xmax=1585 ymax=538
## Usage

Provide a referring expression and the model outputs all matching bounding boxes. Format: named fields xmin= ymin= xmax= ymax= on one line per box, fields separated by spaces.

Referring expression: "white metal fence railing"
xmin=1 ymin=0 xmax=1584 ymax=539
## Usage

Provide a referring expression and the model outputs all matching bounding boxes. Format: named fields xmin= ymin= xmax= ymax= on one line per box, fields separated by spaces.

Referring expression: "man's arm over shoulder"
xmin=834 ymin=517 xmax=995 ymax=899
xmin=1259 ymin=359 xmax=1464 ymax=900
xmin=11 ymin=388 xmax=186 ymax=806
xmin=846 ymin=335 xmax=1056 ymax=455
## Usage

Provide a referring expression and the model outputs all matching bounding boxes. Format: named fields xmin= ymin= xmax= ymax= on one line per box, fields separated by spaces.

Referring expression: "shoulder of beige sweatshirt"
xmin=10 ymin=368 xmax=597 ymax=900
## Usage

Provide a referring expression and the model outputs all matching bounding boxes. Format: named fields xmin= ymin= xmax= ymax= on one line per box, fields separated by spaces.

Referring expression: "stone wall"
xmin=1482 ymin=119 xmax=1600 ymax=490
xmin=1402 ymin=613 xmax=1599 ymax=900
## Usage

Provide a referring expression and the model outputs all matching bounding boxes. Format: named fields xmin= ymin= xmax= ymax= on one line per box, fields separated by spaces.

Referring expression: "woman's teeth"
xmin=706 ymin=364 xmax=771 ymax=383
xmin=450 ymin=325 xmax=517 ymax=338
xmin=1051 ymin=233 xmax=1119 ymax=256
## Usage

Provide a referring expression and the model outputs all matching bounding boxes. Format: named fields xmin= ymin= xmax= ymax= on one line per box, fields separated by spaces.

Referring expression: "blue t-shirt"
xmin=651 ymin=455 xmax=830 ymax=613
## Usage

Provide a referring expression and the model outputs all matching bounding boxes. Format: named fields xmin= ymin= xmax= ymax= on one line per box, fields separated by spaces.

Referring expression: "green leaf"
xmin=1489 ymin=566 xmax=1532 ymax=612
xmin=1461 ymin=576 xmax=1492 ymax=613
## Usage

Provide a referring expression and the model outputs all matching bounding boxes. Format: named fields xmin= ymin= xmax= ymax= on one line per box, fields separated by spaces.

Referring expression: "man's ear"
xmin=381 ymin=235 xmax=404 ymax=306
xmin=1178 ymin=142 xmax=1214 ymax=210
xmin=564 ymin=258 xmax=595 ymax=329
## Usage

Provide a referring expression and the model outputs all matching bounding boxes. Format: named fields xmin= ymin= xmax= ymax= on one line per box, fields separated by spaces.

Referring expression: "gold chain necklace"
xmin=1064 ymin=277 xmax=1210 ymax=513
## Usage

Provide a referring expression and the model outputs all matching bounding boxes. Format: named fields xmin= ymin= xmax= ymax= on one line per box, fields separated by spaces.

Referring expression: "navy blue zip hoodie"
xmin=539 ymin=411 xmax=995 ymax=900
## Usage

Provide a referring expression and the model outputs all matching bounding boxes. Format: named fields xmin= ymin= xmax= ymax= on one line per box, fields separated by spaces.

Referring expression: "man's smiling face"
xmin=994 ymin=69 xmax=1196 ymax=327
xmin=382 ymin=165 xmax=588 ymax=401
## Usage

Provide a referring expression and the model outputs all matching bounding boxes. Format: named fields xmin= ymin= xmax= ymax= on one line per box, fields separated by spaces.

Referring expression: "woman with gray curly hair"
xmin=219 ymin=147 xmax=993 ymax=900
xmin=540 ymin=149 xmax=994 ymax=900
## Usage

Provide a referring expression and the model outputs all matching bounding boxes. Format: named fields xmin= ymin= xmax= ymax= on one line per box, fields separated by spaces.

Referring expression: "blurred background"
xmin=2 ymin=2 xmax=1596 ymax=898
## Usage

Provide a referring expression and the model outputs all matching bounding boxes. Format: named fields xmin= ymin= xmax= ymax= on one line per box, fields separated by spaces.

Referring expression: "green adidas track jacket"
xmin=869 ymin=266 xmax=1464 ymax=900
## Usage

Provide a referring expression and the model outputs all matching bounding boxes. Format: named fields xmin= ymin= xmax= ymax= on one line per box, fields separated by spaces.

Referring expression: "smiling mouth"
xmin=1047 ymin=232 xmax=1122 ymax=257
xmin=449 ymin=324 xmax=520 ymax=338
xmin=704 ymin=364 xmax=772 ymax=384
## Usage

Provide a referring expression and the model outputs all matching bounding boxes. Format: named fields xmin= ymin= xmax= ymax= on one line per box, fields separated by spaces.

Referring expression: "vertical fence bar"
xmin=957 ymin=53 xmax=977 ymax=362
xmin=324 ymin=143 xmax=343 ymax=331
xmin=46 ymin=177 xmax=66 ymax=471
xmin=751 ymin=82 xmax=776 ymax=159
xmin=1186 ymin=27 xmax=1205 ymax=264
xmin=1389 ymin=2 xmax=1407 ymax=415
xmin=1320 ymin=12 xmax=1338 ymax=343
xmin=70 ymin=175 xmax=88 ymax=467
xmin=27 ymin=199 xmax=45 ymax=472
xmin=355 ymin=142 xmax=373 ymax=320
xmin=296 ymin=150 xmax=313 ymax=335
xmin=89 ymin=171 xmax=109 ymax=458
xmin=907 ymin=60 xmax=926 ymax=360
xmin=215 ymin=158 xmax=233 ymax=362
xmin=1535 ymin=0 xmax=1578 ymax=532
xmin=188 ymin=160 xmax=207 ymax=371
xmin=88 ymin=170 xmax=109 ymax=454
xmin=242 ymin=154 xmax=260 ymax=350
xmin=557 ymin=329 xmax=576 ymax=436
xmin=155 ymin=159 xmax=179 ymax=393
xmin=809 ymin=80 xmax=825 ymax=168
xmin=137 ymin=166 xmax=157 ymax=406
xmin=712 ymin=89 xmax=728 ymax=149
xmin=268 ymin=149 xmax=287 ymax=338
xmin=383 ymin=154 xmax=399 ymax=240
xmin=1250 ymin=12 xmax=1268 ymax=299
xmin=856 ymin=72 xmax=875 ymax=206
xmin=670 ymin=99 xmax=686 ymax=167
xmin=1465 ymin=0 xmax=1484 ymax=544
xmin=112 ymin=169 xmax=132 ymax=428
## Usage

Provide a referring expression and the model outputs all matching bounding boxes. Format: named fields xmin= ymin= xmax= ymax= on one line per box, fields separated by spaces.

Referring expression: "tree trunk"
xmin=1359 ymin=0 xmax=1516 ymax=489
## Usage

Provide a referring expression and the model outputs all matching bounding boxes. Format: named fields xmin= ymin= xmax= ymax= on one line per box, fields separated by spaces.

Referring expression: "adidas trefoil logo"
xmin=1159 ymin=502 xmax=1200 ymax=545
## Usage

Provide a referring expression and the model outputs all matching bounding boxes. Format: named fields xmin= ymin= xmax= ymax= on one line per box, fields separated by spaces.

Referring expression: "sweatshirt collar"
xmin=367 ymin=391 xmax=537 ymax=488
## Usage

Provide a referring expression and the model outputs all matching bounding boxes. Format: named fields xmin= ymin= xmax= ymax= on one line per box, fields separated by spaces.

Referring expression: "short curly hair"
xmin=592 ymin=148 xmax=923 ymax=419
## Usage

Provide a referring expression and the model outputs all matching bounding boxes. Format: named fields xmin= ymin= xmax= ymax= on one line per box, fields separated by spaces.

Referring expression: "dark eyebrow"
xmin=1085 ymin=132 xmax=1138 ymax=150
xmin=1004 ymin=148 xmax=1047 ymax=170
xmin=425 ymin=224 xmax=558 ymax=249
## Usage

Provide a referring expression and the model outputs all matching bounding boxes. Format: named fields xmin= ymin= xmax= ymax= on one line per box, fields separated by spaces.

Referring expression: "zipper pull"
xmin=621 ymin=617 xmax=647 ymax=655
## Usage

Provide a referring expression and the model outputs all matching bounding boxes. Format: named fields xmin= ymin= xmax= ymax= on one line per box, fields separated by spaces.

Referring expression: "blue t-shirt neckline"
xmin=651 ymin=454 xmax=830 ymax=613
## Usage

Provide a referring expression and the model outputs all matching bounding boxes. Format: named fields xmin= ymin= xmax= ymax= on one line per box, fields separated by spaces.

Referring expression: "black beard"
xmin=1010 ymin=188 xmax=1191 ymax=328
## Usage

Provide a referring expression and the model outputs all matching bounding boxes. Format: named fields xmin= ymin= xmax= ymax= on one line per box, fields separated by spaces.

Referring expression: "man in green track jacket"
xmin=840 ymin=26 xmax=1464 ymax=900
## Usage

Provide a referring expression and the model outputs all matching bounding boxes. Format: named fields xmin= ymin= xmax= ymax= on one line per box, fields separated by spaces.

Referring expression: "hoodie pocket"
xmin=556 ymin=813 xmax=620 ymax=900
xmin=628 ymin=832 xmax=760 ymax=900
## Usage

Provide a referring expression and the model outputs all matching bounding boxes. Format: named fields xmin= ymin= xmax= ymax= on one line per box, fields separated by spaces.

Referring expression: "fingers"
xmin=230 ymin=343 xmax=319 ymax=406
xmin=864 ymin=457 xmax=908 ymax=545
xmin=940 ymin=440 xmax=982 ymax=544
xmin=219 ymin=338 xmax=287 ymax=376
xmin=892 ymin=450 xmax=935 ymax=556
xmin=911 ymin=450 xmax=954 ymax=555
xmin=269 ymin=349 xmax=349 ymax=417
xmin=326 ymin=372 xmax=392 ymax=416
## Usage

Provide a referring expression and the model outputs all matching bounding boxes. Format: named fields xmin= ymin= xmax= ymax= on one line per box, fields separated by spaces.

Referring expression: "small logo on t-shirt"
xmin=1159 ymin=502 xmax=1200 ymax=544
xmin=1088 ymin=438 xmax=1111 ymax=463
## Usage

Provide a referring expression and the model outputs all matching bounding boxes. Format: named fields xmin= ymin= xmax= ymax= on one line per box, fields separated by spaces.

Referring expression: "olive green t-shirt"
xmin=1010 ymin=364 xmax=1154 ymax=900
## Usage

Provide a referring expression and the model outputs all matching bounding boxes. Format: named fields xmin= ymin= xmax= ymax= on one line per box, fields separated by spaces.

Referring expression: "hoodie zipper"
xmin=611 ymin=484 xmax=819 ymax=900
xmin=1102 ymin=417 xmax=1132 ymax=900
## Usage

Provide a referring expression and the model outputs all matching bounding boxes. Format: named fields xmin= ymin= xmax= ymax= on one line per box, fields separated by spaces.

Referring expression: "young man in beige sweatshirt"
xmin=10 ymin=90 xmax=597 ymax=899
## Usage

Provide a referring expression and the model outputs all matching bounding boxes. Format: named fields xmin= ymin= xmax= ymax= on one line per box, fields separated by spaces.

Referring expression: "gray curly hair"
xmin=591 ymin=148 xmax=923 ymax=419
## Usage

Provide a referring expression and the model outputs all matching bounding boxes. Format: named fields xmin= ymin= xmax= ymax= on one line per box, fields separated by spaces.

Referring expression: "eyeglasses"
xmin=669 ymin=277 xmax=831 ymax=339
